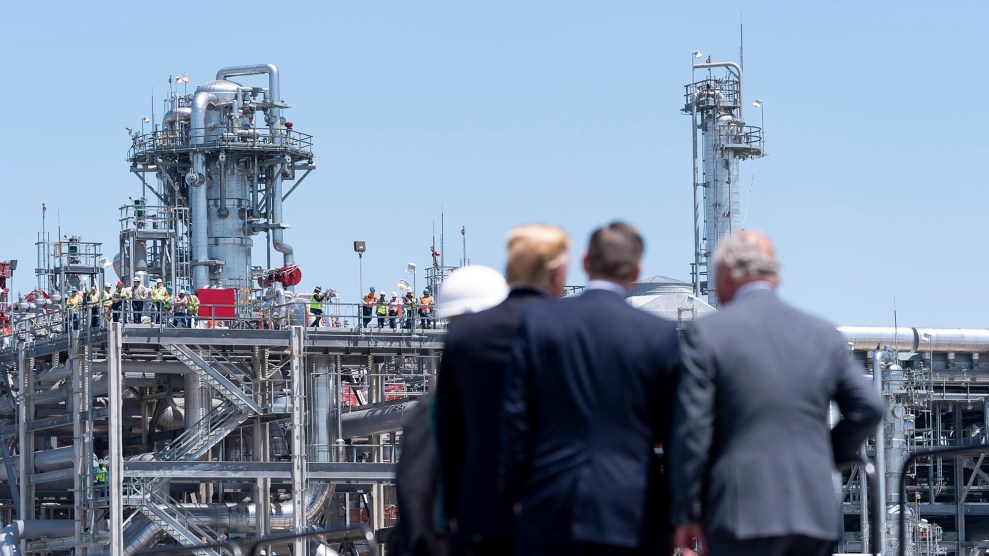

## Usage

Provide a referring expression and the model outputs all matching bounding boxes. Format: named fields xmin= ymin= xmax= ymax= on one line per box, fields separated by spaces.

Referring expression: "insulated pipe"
xmin=838 ymin=326 xmax=989 ymax=353
xmin=162 ymin=106 xmax=191 ymax=134
xmin=215 ymin=64 xmax=281 ymax=143
xmin=189 ymin=90 xmax=216 ymax=289
xmin=271 ymin=162 xmax=294 ymax=273
xmin=341 ymin=400 xmax=418 ymax=439
xmin=0 ymin=520 xmax=77 ymax=555
xmin=120 ymin=514 xmax=165 ymax=556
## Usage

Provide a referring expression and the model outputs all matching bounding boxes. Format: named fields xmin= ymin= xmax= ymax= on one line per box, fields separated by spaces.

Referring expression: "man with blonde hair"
xmin=670 ymin=230 xmax=883 ymax=556
xmin=436 ymin=223 xmax=569 ymax=556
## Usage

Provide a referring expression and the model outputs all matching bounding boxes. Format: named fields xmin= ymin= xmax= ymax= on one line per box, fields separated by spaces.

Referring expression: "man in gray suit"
xmin=670 ymin=230 xmax=883 ymax=556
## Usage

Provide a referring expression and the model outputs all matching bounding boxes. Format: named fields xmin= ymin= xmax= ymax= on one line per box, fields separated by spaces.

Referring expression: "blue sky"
xmin=1 ymin=1 xmax=987 ymax=328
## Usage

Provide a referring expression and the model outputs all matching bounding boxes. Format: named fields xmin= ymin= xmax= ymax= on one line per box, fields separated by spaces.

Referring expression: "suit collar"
xmin=507 ymin=287 xmax=549 ymax=301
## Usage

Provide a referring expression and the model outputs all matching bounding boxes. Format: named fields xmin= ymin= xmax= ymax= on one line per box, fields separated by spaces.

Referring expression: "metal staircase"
xmin=128 ymin=480 xmax=232 ymax=556
xmin=121 ymin=344 xmax=263 ymax=551
xmin=167 ymin=344 xmax=263 ymax=414
xmin=158 ymin=400 xmax=246 ymax=462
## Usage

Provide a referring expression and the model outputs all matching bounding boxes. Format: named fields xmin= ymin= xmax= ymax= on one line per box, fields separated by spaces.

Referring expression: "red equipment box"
xmin=195 ymin=288 xmax=236 ymax=319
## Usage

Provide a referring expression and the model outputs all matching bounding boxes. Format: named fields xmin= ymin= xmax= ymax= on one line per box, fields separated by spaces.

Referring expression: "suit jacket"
xmin=500 ymin=288 xmax=681 ymax=550
xmin=393 ymin=396 xmax=450 ymax=556
xmin=669 ymin=288 xmax=883 ymax=541
xmin=435 ymin=288 xmax=548 ymax=544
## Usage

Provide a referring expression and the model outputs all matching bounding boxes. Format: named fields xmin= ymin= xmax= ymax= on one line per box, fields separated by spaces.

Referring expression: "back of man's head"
xmin=714 ymin=230 xmax=780 ymax=281
xmin=505 ymin=224 xmax=570 ymax=295
xmin=585 ymin=221 xmax=644 ymax=284
xmin=713 ymin=230 xmax=781 ymax=303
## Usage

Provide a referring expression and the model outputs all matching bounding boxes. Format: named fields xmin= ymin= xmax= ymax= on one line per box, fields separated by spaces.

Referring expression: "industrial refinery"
xmin=0 ymin=57 xmax=985 ymax=556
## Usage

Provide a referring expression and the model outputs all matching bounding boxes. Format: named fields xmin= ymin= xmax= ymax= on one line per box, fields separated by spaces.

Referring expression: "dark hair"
xmin=586 ymin=221 xmax=644 ymax=282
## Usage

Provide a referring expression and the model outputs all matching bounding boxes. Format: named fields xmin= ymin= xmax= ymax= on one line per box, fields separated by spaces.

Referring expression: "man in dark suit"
xmin=500 ymin=222 xmax=681 ymax=556
xmin=435 ymin=224 xmax=571 ymax=556
xmin=669 ymin=230 xmax=884 ymax=556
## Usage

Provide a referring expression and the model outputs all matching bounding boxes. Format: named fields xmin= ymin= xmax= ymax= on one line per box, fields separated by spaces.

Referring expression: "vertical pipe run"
xmin=109 ymin=323 xmax=124 ymax=555
xmin=872 ymin=352 xmax=887 ymax=553
xmin=289 ymin=326 xmax=306 ymax=556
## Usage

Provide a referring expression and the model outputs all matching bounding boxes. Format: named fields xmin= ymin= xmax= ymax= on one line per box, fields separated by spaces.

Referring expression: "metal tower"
xmin=683 ymin=56 xmax=764 ymax=306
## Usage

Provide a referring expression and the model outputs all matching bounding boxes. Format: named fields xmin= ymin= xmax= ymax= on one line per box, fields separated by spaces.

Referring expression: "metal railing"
xmin=130 ymin=128 xmax=314 ymax=158
xmin=898 ymin=442 xmax=989 ymax=556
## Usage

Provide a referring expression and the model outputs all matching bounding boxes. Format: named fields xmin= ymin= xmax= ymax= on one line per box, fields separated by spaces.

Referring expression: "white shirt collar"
xmin=585 ymin=279 xmax=626 ymax=296
xmin=733 ymin=280 xmax=775 ymax=302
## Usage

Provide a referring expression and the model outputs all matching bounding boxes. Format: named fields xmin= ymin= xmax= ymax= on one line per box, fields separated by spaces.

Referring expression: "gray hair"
xmin=713 ymin=233 xmax=781 ymax=281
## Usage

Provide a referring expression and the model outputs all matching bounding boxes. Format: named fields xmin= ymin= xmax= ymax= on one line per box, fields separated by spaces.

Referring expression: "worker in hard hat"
xmin=362 ymin=287 xmax=377 ymax=328
xmin=172 ymin=289 xmax=189 ymax=328
xmin=375 ymin=292 xmax=388 ymax=329
xmin=151 ymin=278 xmax=168 ymax=324
xmin=129 ymin=277 xmax=149 ymax=324
xmin=66 ymin=286 xmax=83 ymax=331
xmin=310 ymin=286 xmax=327 ymax=328
xmin=187 ymin=289 xmax=200 ymax=328
xmin=94 ymin=457 xmax=108 ymax=498
xmin=110 ymin=281 xmax=125 ymax=323
xmin=101 ymin=285 xmax=113 ymax=327
xmin=388 ymin=292 xmax=401 ymax=330
xmin=402 ymin=290 xmax=416 ymax=330
xmin=87 ymin=285 xmax=102 ymax=329
xmin=418 ymin=288 xmax=434 ymax=329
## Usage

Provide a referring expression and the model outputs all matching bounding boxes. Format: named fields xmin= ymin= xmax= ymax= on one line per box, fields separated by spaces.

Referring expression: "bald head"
xmin=713 ymin=230 xmax=781 ymax=304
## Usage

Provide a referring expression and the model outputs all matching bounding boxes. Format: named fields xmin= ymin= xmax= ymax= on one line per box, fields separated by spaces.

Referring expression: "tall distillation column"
xmin=126 ymin=64 xmax=314 ymax=302
xmin=683 ymin=57 xmax=764 ymax=306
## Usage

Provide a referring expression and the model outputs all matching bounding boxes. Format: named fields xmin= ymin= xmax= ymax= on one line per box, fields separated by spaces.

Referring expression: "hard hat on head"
xmin=391 ymin=292 xmax=397 ymax=297
xmin=166 ymin=286 xmax=173 ymax=292
xmin=315 ymin=286 xmax=321 ymax=291
xmin=423 ymin=288 xmax=431 ymax=294
xmin=370 ymin=286 xmax=376 ymax=292
xmin=156 ymin=278 xmax=163 ymax=283
xmin=104 ymin=285 xmax=111 ymax=289
xmin=180 ymin=289 xmax=186 ymax=295
xmin=133 ymin=277 xmax=140 ymax=281
xmin=117 ymin=281 xmax=123 ymax=286
xmin=71 ymin=286 xmax=78 ymax=291
xmin=436 ymin=265 xmax=509 ymax=319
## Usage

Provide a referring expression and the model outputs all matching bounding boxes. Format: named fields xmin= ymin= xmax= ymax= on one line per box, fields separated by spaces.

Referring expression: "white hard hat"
xmin=391 ymin=292 xmax=397 ymax=297
xmin=436 ymin=265 xmax=509 ymax=319
xmin=156 ymin=278 xmax=163 ymax=283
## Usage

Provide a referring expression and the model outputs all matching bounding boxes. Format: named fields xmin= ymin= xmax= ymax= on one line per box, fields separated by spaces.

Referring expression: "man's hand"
xmin=673 ymin=523 xmax=706 ymax=556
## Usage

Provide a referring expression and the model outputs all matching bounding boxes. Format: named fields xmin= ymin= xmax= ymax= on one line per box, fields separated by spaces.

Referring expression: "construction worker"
xmin=310 ymin=286 xmax=327 ymax=328
xmin=110 ymin=281 xmax=125 ymax=323
xmin=186 ymin=289 xmax=199 ymax=328
xmin=94 ymin=458 xmax=108 ymax=498
xmin=419 ymin=288 xmax=434 ymax=329
xmin=375 ymin=292 xmax=388 ymax=329
xmin=403 ymin=290 xmax=416 ymax=329
xmin=66 ymin=286 xmax=83 ymax=330
xmin=172 ymin=289 xmax=189 ymax=328
xmin=388 ymin=292 xmax=401 ymax=330
xmin=129 ymin=277 xmax=149 ymax=324
xmin=362 ymin=286 xmax=377 ymax=328
xmin=151 ymin=279 xmax=168 ymax=324
xmin=87 ymin=285 xmax=101 ymax=328
xmin=102 ymin=285 xmax=113 ymax=327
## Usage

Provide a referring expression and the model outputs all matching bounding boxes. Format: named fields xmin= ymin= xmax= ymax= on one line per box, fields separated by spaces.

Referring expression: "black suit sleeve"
xmin=434 ymin=342 xmax=464 ymax=526
xmin=669 ymin=323 xmax=716 ymax=525
xmin=830 ymin=339 xmax=884 ymax=464
xmin=499 ymin=314 xmax=533 ymax=505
